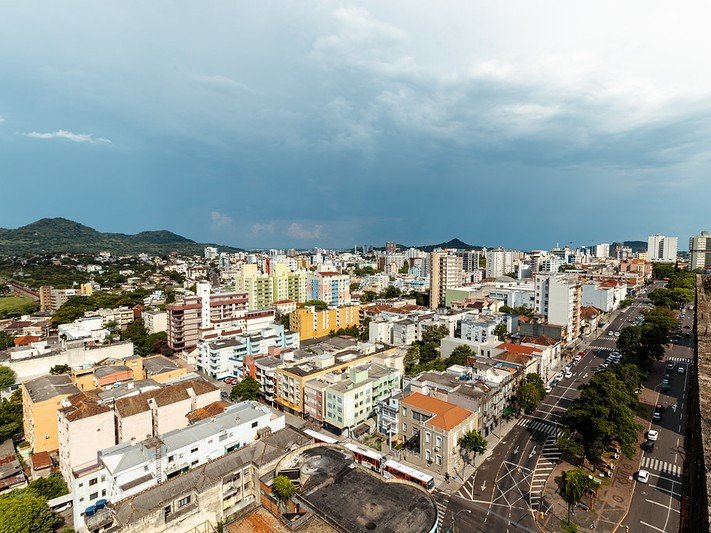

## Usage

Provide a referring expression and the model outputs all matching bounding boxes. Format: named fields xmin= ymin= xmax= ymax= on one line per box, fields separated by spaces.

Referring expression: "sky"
xmin=1 ymin=1 xmax=710 ymax=250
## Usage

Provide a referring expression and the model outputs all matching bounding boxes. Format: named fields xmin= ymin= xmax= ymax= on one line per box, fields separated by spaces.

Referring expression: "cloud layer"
xmin=0 ymin=1 xmax=709 ymax=248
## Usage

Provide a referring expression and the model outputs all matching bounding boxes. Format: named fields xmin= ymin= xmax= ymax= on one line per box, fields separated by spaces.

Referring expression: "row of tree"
xmin=51 ymin=289 xmax=151 ymax=326
xmin=616 ymin=306 xmax=676 ymax=369
xmin=122 ymin=319 xmax=171 ymax=356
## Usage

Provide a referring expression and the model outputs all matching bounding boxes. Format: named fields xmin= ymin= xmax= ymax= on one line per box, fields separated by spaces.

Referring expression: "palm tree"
xmin=559 ymin=469 xmax=594 ymax=523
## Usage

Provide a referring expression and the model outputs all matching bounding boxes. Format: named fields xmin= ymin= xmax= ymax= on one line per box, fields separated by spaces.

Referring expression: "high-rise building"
xmin=307 ymin=270 xmax=351 ymax=306
xmin=594 ymin=243 xmax=610 ymax=259
xmin=485 ymin=248 xmax=513 ymax=278
xmin=689 ymin=231 xmax=711 ymax=270
xmin=456 ymin=250 xmax=481 ymax=272
xmin=429 ymin=252 xmax=463 ymax=309
xmin=204 ymin=246 xmax=218 ymax=260
xmin=534 ymin=273 xmax=582 ymax=344
xmin=234 ymin=263 xmax=307 ymax=310
xmin=386 ymin=241 xmax=397 ymax=254
xmin=167 ymin=282 xmax=249 ymax=351
xmin=647 ymin=234 xmax=678 ymax=263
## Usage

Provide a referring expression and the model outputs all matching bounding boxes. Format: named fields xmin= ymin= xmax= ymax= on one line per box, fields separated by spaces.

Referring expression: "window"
xmin=436 ymin=436 xmax=442 ymax=448
xmin=425 ymin=432 xmax=431 ymax=444
xmin=436 ymin=455 xmax=442 ymax=466
xmin=191 ymin=447 xmax=198 ymax=454
xmin=251 ymin=421 xmax=258 ymax=428
xmin=101 ymin=475 xmax=105 ymax=482
xmin=191 ymin=460 xmax=199 ymax=466
xmin=178 ymin=496 xmax=191 ymax=508
xmin=101 ymin=489 xmax=106 ymax=497
xmin=90 ymin=492 xmax=98 ymax=500
xmin=89 ymin=477 xmax=98 ymax=486
xmin=79 ymin=483 xmax=84 ymax=488
xmin=402 ymin=423 xmax=407 ymax=432
xmin=219 ymin=434 xmax=227 ymax=442
xmin=402 ymin=407 xmax=407 ymax=417
xmin=168 ymin=455 xmax=175 ymax=463
xmin=426 ymin=450 xmax=431 ymax=461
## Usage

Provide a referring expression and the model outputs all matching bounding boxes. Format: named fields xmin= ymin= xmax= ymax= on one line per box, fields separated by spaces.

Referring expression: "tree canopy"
xmin=230 ymin=377 xmax=260 ymax=401
xmin=303 ymin=300 xmax=328 ymax=311
xmin=458 ymin=430 xmax=487 ymax=465
xmin=49 ymin=364 xmax=70 ymax=375
xmin=0 ymin=366 xmax=16 ymax=388
xmin=617 ymin=307 xmax=677 ymax=369
xmin=559 ymin=469 xmax=597 ymax=523
xmin=514 ymin=373 xmax=546 ymax=414
xmin=560 ymin=366 xmax=644 ymax=464
xmin=0 ymin=491 xmax=63 ymax=533
xmin=122 ymin=319 xmax=171 ymax=356
xmin=271 ymin=475 xmax=297 ymax=505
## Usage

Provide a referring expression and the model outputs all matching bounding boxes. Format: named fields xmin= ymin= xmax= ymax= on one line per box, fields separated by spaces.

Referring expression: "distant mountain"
xmin=373 ymin=237 xmax=483 ymax=252
xmin=0 ymin=218 xmax=242 ymax=256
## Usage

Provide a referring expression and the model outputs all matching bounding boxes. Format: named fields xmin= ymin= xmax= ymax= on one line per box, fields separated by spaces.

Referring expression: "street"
xmin=622 ymin=304 xmax=693 ymax=532
xmin=439 ymin=292 xmax=652 ymax=532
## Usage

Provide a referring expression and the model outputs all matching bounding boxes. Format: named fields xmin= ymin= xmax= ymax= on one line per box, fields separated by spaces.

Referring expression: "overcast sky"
xmin=1 ymin=1 xmax=709 ymax=250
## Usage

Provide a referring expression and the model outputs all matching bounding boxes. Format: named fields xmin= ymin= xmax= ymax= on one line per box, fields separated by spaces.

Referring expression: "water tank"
xmin=85 ymin=505 xmax=97 ymax=517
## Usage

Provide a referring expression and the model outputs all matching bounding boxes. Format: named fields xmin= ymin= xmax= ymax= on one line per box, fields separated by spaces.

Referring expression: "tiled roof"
xmin=186 ymin=401 xmax=230 ymax=423
xmin=496 ymin=342 xmax=541 ymax=355
xmin=60 ymin=392 xmax=111 ymax=422
xmin=401 ymin=392 xmax=473 ymax=431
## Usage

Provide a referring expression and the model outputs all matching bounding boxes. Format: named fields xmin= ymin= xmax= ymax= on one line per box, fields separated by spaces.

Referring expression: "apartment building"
xmin=39 ymin=285 xmax=90 ymax=312
xmin=323 ymin=363 xmax=401 ymax=435
xmin=289 ymin=304 xmax=360 ymax=341
xmin=429 ymin=252 xmax=463 ymax=309
xmin=197 ymin=324 xmax=299 ymax=380
xmin=22 ymin=375 xmax=80 ymax=454
xmin=71 ymin=402 xmax=285 ymax=531
xmin=84 ymin=306 xmax=135 ymax=329
xmin=534 ymin=273 xmax=582 ymax=344
xmin=166 ymin=282 xmax=249 ymax=351
xmin=398 ymin=392 xmax=478 ymax=477
xmin=143 ymin=309 xmax=167 ymax=334
xmin=307 ymin=270 xmax=351 ymax=306
xmin=581 ymin=280 xmax=627 ymax=313
xmin=234 ymin=263 xmax=308 ymax=310
xmin=485 ymin=248 xmax=514 ymax=278
xmin=690 ymin=231 xmax=711 ymax=270
xmin=647 ymin=234 xmax=678 ymax=263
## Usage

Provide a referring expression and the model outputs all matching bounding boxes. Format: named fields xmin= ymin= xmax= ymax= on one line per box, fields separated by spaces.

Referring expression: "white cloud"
xmin=210 ymin=211 xmax=233 ymax=230
xmin=287 ymin=223 xmax=323 ymax=240
xmin=22 ymin=129 xmax=111 ymax=144
xmin=250 ymin=222 xmax=275 ymax=236
xmin=0 ymin=116 xmax=5 ymax=124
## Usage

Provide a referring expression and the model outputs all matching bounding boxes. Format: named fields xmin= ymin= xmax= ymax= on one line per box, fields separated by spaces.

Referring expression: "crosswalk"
xmin=516 ymin=417 xmax=561 ymax=437
xmin=433 ymin=490 xmax=449 ymax=532
xmin=640 ymin=456 xmax=682 ymax=477
xmin=588 ymin=345 xmax=614 ymax=351
xmin=666 ymin=356 xmax=690 ymax=363
xmin=530 ymin=433 xmax=562 ymax=508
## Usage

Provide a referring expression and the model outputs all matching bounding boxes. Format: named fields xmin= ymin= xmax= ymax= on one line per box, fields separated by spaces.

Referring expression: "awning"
xmin=503 ymin=406 xmax=516 ymax=417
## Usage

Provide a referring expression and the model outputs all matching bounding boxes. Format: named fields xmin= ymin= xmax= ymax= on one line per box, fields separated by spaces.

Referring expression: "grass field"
xmin=0 ymin=294 xmax=37 ymax=316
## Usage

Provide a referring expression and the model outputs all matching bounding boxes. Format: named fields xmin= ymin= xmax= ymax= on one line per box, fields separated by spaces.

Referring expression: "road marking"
xmin=640 ymin=520 xmax=668 ymax=532
xmin=481 ymin=480 xmax=487 ymax=491
xmin=645 ymin=499 xmax=680 ymax=513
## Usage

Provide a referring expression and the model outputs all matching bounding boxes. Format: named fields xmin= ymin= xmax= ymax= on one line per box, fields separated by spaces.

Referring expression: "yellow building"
xmin=289 ymin=304 xmax=361 ymax=341
xmin=79 ymin=283 xmax=94 ymax=296
xmin=22 ymin=375 xmax=80 ymax=453
xmin=235 ymin=263 xmax=308 ymax=310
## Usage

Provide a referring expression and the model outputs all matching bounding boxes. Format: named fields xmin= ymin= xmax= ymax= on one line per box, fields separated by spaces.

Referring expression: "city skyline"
xmin=1 ymin=1 xmax=710 ymax=248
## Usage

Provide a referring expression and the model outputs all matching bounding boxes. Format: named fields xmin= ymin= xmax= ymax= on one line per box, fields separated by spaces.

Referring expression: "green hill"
xmin=0 ymin=218 xmax=242 ymax=256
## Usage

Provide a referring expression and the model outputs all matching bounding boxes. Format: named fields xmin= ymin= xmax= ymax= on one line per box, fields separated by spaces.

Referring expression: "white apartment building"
xmin=647 ymin=234 xmax=678 ymax=263
xmin=460 ymin=315 xmax=505 ymax=344
xmin=143 ymin=309 xmax=168 ymax=334
xmin=488 ymin=282 xmax=536 ymax=309
xmin=594 ymin=243 xmax=610 ymax=259
xmin=534 ymin=273 xmax=582 ymax=344
xmin=485 ymin=249 xmax=514 ymax=278
xmin=581 ymin=280 xmax=627 ymax=313
xmin=204 ymin=247 xmax=218 ymax=259
xmin=70 ymin=402 xmax=285 ymax=532
xmin=689 ymin=231 xmax=711 ymax=270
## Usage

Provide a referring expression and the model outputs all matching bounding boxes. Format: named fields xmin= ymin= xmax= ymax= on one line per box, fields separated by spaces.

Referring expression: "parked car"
xmin=555 ymin=372 xmax=564 ymax=381
xmin=641 ymin=440 xmax=655 ymax=452
xmin=646 ymin=430 xmax=659 ymax=441
xmin=564 ymin=369 xmax=573 ymax=379
xmin=573 ymin=354 xmax=582 ymax=362
xmin=637 ymin=470 xmax=650 ymax=483
xmin=545 ymin=384 xmax=552 ymax=393
xmin=678 ymin=366 xmax=685 ymax=374
xmin=666 ymin=361 xmax=675 ymax=370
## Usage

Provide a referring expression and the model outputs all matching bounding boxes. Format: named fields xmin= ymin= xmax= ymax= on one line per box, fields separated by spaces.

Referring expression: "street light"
xmin=447 ymin=509 xmax=472 ymax=533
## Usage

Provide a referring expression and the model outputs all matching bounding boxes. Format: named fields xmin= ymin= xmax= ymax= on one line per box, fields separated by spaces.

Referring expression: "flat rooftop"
xmin=284 ymin=445 xmax=438 ymax=533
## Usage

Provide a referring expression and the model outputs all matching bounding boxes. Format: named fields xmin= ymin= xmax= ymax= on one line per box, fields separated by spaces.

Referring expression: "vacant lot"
xmin=0 ymin=294 xmax=37 ymax=316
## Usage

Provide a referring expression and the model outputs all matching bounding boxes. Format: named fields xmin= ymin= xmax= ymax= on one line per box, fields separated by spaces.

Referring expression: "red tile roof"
xmin=401 ymin=392 xmax=474 ymax=431
xmin=496 ymin=342 xmax=541 ymax=355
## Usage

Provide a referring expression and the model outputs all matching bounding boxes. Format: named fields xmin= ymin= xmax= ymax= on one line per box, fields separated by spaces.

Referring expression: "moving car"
xmin=646 ymin=430 xmax=659 ymax=441
xmin=666 ymin=361 xmax=675 ymax=371
xmin=608 ymin=331 xmax=615 ymax=336
xmin=637 ymin=470 xmax=650 ymax=483
xmin=678 ymin=366 xmax=685 ymax=374
xmin=641 ymin=440 xmax=655 ymax=452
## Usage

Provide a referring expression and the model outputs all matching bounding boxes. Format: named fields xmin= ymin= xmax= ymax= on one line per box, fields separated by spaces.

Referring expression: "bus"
xmin=343 ymin=442 xmax=384 ymax=471
xmin=383 ymin=459 xmax=435 ymax=491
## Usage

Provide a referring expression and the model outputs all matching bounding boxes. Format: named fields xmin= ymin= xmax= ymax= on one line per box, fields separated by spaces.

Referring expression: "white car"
xmin=564 ymin=370 xmax=573 ymax=379
xmin=573 ymin=354 xmax=582 ymax=362
xmin=646 ymin=430 xmax=659 ymax=442
xmin=555 ymin=372 xmax=564 ymax=381
xmin=545 ymin=385 xmax=552 ymax=393
xmin=608 ymin=331 xmax=614 ymax=336
xmin=677 ymin=366 xmax=685 ymax=374
xmin=637 ymin=470 xmax=650 ymax=483
xmin=614 ymin=331 xmax=621 ymax=337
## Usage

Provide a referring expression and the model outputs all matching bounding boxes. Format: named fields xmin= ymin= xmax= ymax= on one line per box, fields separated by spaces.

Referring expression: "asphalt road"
xmin=439 ymin=291 xmax=653 ymax=533
xmin=623 ymin=302 xmax=693 ymax=533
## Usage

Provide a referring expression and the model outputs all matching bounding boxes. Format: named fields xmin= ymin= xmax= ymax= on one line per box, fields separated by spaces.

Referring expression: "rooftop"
xmin=142 ymin=355 xmax=181 ymax=375
xmin=23 ymin=374 xmax=80 ymax=403
xmin=401 ymin=392 xmax=474 ymax=431
xmin=286 ymin=445 xmax=438 ymax=533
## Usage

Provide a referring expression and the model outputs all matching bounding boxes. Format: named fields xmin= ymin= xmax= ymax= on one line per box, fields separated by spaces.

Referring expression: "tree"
xmin=24 ymin=473 xmax=69 ymax=500
xmin=399 ymin=261 xmax=410 ymax=274
xmin=448 ymin=345 xmax=474 ymax=366
xmin=279 ymin=313 xmax=291 ymax=329
xmin=404 ymin=344 xmax=421 ymax=373
xmin=271 ymin=475 xmax=297 ymax=511
xmin=230 ymin=377 xmax=260 ymax=401
xmin=652 ymin=262 xmax=675 ymax=280
xmin=418 ymin=325 xmax=449 ymax=364
xmin=382 ymin=286 xmax=402 ymax=299
xmin=500 ymin=305 xmax=534 ymax=318
xmin=458 ymin=430 xmax=487 ymax=465
xmin=49 ymin=364 xmax=71 ymax=375
xmin=0 ymin=491 xmax=63 ymax=533
xmin=559 ymin=469 xmax=596 ymax=523
xmin=493 ymin=322 xmax=508 ymax=341
xmin=556 ymin=429 xmax=585 ymax=465
xmin=514 ymin=374 xmax=545 ymax=414
xmin=0 ymin=366 xmax=16 ymax=388
xmin=360 ymin=291 xmax=378 ymax=304
xmin=0 ymin=389 xmax=22 ymax=442
xmin=0 ymin=331 xmax=14 ymax=350
xmin=304 ymin=300 xmax=328 ymax=311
